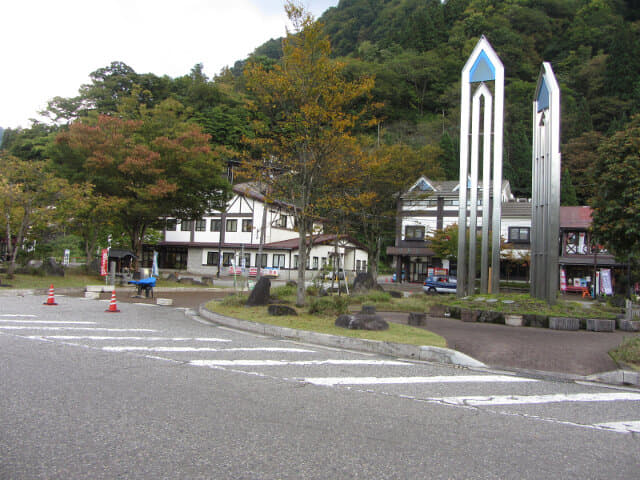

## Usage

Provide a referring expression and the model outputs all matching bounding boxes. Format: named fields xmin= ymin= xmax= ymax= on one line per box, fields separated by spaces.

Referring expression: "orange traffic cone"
xmin=43 ymin=284 xmax=58 ymax=306
xmin=105 ymin=290 xmax=120 ymax=313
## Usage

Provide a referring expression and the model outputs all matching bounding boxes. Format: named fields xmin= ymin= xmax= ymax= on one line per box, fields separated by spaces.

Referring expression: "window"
xmin=242 ymin=219 xmax=253 ymax=232
xmin=206 ymin=251 xmax=219 ymax=266
xmin=356 ymin=260 xmax=361 ymax=271
xmin=277 ymin=215 xmax=287 ymax=228
xmin=508 ymin=227 xmax=530 ymax=243
xmin=222 ymin=253 xmax=234 ymax=267
xmin=256 ymin=253 xmax=268 ymax=268
xmin=321 ymin=257 xmax=327 ymax=268
xmin=293 ymin=255 xmax=299 ymax=268
xmin=362 ymin=261 xmax=367 ymax=271
xmin=272 ymin=254 xmax=285 ymax=268
xmin=195 ymin=219 xmax=206 ymax=232
xmin=242 ymin=253 xmax=251 ymax=268
xmin=405 ymin=225 xmax=425 ymax=241
xmin=165 ymin=219 xmax=177 ymax=231
xmin=226 ymin=219 xmax=237 ymax=232
xmin=181 ymin=220 xmax=194 ymax=232
xmin=210 ymin=219 xmax=221 ymax=232
xmin=312 ymin=257 xmax=319 ymax=269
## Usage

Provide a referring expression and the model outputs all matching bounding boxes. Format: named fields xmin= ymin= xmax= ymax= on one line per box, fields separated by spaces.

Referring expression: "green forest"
xmin=2 ymin=0 xmax=640 ymax=268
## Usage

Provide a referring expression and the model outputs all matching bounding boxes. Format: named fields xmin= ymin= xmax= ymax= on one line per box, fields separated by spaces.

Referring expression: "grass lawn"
xmin=609 ymin=337 xmax=640 ymax=371
xmin=206 ymin=298 xmax=447 ymax=348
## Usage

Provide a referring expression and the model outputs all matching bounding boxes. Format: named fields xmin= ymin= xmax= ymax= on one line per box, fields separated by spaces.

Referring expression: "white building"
xmin=387 ymin=176 xmax=531 ymax=283
xmin=154 ymin=183 xmax=368 ymax=281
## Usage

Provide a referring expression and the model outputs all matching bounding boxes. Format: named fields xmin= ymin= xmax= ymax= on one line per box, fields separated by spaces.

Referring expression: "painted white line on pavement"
xmin=592 ymin=420 xmax=640 ymax=434
xmin=191 ymin=359 xmax=410 ymax=367
xmin=0 ymin=320 xmax=96 ymax=325
xmin=26 ymin=335 xmax=232 ymax=342
xmin=303 ymin=375 xmax=538 ymax=386
xmin=0 ymin=326 xmax=156 ymax=332
xmin=432 ymin=392 xmax=640 ymax=406
xmin=0 ymin=314 xmax=37 ymax=318
xmin=103 ymin=346 xmax=316 ymax=353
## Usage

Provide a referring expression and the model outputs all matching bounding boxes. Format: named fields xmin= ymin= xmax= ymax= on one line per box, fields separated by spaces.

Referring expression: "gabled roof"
xmin=560 ymin=206 xmax=592 ymax=229
xmin=265 ymin=234 xmax=367 ymax=251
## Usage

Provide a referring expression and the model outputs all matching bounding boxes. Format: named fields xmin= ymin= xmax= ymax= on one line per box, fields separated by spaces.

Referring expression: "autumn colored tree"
xmin=51 ymin=99 xmax=231 ymax=263
xmin=244 ymin=1 xmax=376 ymax=306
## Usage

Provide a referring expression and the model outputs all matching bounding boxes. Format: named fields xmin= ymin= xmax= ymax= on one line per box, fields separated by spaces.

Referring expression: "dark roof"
xmin=232 ymin=183 xmax=296 ymax=211
xmin=501 ymin=202 xmax=532 ymax=218
xmin=159 ymin=234 xmax=367 ymax=252
xmin=108 ymin=248 xmax=136 ymax=259
xmin=560 ymin=206 xmax=592 ymax=229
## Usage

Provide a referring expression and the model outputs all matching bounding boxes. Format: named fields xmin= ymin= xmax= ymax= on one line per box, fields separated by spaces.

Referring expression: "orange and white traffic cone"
xmin=43 ymin=284 xmax=58 ymax=306
xmin=105 ymin=290 xmax=120 ymax=313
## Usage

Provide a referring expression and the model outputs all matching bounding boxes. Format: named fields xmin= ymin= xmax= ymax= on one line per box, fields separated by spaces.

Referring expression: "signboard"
xmin=560 ymin=268 xmax=567 ymax=291
xmin=100 ymin=249 xmax=109 ymax=276
xmin=248 ymin=267 xmax=279 ymax=277
xmin=63 ymin=249 xmax=70 ymax=266
xmin=228 ymin=266 xmax=243 ymax=276
xmin=601 ymin=269 xmax=613 ymax=295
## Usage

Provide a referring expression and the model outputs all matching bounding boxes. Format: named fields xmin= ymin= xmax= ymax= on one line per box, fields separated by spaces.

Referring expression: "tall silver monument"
xmin=457 ymin=36 xmax=504 ymax=297
xmin=530 ymin=62 xmax=561 ymax=304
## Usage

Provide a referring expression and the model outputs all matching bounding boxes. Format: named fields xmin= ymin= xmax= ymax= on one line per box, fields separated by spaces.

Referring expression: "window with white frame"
xmin=256 ymin=253 xmax=268 ymax=268
xmin=277 ymin=215 xmax=287 ymax=228
xmin=312 ymin=257 xmax=319 ymax=269
xmin=508 ymin=227 xmax=530 ymax=243
xmin=206 ymin=251 xmax=219 ymax=266
xmin=242 ymin=219 xmax=253 ymax=232
xmin=165 ymin=219 xmax=177 ymax=231
xmin=293 ymin=255 xmax=298 ymax=268
xmin=181 ymin=220 xmax=194 ymax=232
xmin=195 ymin=219 xmax=206 ymax=232
xmin=222 ymin=252 xmax=234 ymax=266
xmin=226 ymin=219 xmax=237 ymax=232
xmin=210 ymin=219 xmax=221 ymax=232
xmin=272 ymin=254 xmax=285 ymax=268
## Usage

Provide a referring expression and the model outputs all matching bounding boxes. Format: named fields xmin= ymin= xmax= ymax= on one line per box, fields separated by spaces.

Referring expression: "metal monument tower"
xmin=530 ymin=62 xmax=561 ymax=304
xmin=457 ymin=36 xmax=504 ymax=297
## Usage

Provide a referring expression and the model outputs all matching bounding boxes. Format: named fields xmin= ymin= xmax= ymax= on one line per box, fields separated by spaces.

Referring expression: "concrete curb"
xmin=197 ymin=305 xmax=487 ymax=369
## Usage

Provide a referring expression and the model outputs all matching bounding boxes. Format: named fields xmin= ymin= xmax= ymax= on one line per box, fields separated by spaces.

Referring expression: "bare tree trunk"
xmin=296 ymin=219 xmax=307 ymax=307
xmin=257 ymin=201 xmax=268 ymax=280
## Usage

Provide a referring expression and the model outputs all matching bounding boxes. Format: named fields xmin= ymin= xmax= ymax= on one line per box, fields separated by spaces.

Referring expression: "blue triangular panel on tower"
xmin=469 ymin=50 xmax=495 ymax=83
xmin=537 ymin=77 xmax=550 ymax=112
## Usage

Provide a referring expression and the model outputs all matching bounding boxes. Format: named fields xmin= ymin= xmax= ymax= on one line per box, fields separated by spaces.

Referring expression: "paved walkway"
xmin=83 ymin=287 xmax=637 ymax=377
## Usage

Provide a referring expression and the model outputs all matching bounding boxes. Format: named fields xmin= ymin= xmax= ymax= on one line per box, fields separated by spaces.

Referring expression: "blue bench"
xmin=128 ymin=277 xmax=156 ymax=298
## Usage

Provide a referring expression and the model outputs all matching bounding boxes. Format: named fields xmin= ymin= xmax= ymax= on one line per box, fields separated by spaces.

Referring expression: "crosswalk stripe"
xmin=0 ymin=320 xmax=96 ymax=325
xmin=191 ymin=359 xmax=410 ymax=367
xmin=103 ymin=346 xmax=315 ymax=353
xmin=303 ymin=375 xmax=537 ymax=386
xmin=432 ymin=392 xmax=640 ymax=406
xmin=593 ymin=420 xmax=640 ymax=433
xmin=26 ymin=336 xmax=231 ymax=342
xmin=1 ymin=327 xmax=156 ymax=332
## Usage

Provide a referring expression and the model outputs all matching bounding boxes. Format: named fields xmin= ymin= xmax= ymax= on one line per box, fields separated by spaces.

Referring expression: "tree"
xmin=244 ymin=1 xmax=376 ymax=306
xmin=51 ymin=99 xmax=231 ymax=263
xmin=0 ymin=155 xmax=70 ymax=276
xmin=591 ymin=114 xmax=640 ymax=262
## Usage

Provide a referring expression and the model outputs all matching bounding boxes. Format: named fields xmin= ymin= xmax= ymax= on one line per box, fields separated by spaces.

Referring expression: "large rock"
xmin=352 ymin=272 xmax=383 ymax=293
xmin=334 ymin=307 xmax=389 ymax=331
xmin=246 ymin=277 xmax=271 ymax=306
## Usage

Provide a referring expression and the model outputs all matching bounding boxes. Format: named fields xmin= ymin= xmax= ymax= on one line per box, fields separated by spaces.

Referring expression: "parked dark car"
xmin=423 ymin=275 xmax=457 ymax=294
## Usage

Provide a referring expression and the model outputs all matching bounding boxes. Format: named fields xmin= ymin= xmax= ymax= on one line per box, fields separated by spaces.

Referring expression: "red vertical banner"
xmin=560 ymin=268 xmax=567 ymax=291
xmin=101 ymin=249 xmax=109 ymax=276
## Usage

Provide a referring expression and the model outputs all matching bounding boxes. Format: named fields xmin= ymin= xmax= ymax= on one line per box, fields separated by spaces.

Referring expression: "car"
xmin=423 ymin=275 xmax=457 ymax=294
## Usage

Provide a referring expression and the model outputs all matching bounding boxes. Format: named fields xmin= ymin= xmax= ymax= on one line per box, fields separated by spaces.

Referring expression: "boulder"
xmin=165 ymin=272 xmax=178 ymax=282
xmin=268 ymin=304 xmax=298 ymax=316
xmin=246 ymin=277 xmax=271 ymax=306
xmin=352 ymin=272 xmax=383 ymax=293
xmin=478 ymin=310 xmax=504 ymax=324
xmin=388 ymin=290 xmax=402 ymax=298
xmin=523 ymin=314 xmax=549 ymax=328
xmin=334 ymin=307 xmax=389 ymax=331
xmin=461 ymin=309 xmax=479 ymax=322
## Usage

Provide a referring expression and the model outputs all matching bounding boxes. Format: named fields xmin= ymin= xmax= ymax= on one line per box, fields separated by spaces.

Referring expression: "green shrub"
xmin=271 ymin=284 xmax=296 ymax=300
xmin=357 ymin=291 xmax=392 ymax=303
xmin=306 ymin=285 xmax=319 ymax=296
xmin=308 ymin=296 xmax=349 ymax=316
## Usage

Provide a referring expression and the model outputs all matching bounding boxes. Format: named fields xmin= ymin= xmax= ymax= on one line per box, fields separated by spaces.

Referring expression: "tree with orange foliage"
xmin=244 ymin=1 xmax=376 ymax=306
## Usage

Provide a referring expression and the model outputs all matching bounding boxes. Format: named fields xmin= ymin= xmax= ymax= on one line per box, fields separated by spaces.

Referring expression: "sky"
xmin=0 ymin=0 xmax=339 ymax=129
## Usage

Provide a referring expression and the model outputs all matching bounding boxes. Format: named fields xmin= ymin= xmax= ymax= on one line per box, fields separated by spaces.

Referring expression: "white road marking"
xmin=25 ymin=335 xmax=231 ymax=342
xmin=593 ymin=420 xmax=640 ymax=434
xmin=432 ymin=392 xmax=640 ymax=406
xmin=103 ymin=346 xmax=315 ymax=353
xmin=303 ymin=375 xmax=538 ymax=386
xmin=0 ymin=314 xmax=37 ymax=318
xmin=0 ymin=320 xmax=96 ymax=325
xmin=0 ymin=326 xmax=156 ymax=332
xmin=191 ymin=359 xmax=410 ymax=367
